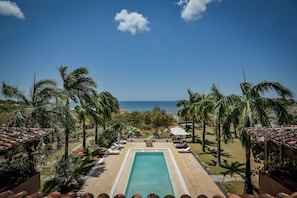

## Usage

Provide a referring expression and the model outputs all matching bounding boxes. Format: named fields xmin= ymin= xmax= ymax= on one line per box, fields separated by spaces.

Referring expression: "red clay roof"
xmin=1 ymin=190 xmax=297 ymax=198
xmin=246 ymin=126 xmax=297 ymax=150
xmin=0 ymin=127 xmax=54 ymax=153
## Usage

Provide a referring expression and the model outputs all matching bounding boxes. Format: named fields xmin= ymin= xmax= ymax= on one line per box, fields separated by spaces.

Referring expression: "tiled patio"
xmin=79 ymin=142 xmax=224 ymax=198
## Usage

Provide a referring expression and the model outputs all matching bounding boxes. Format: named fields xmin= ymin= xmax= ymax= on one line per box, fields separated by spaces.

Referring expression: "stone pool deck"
xmin=79 ymin=142 xmax=224 ymax=198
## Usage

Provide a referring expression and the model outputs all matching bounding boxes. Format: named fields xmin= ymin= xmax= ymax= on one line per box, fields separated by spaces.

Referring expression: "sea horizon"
xmin=119 ymin=101 xmax=179 ymax=115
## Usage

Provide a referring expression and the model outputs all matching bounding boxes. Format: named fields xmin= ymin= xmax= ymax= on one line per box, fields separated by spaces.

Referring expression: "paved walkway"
xmin=79 ymin=142 xmax=225 ymax=198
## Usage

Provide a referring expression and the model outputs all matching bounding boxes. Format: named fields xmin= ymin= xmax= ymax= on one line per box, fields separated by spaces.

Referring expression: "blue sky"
xmin=0 ymin=0 xmax=296 ymax=101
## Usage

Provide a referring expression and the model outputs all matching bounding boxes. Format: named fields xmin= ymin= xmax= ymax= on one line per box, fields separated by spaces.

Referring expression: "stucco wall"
xmin=10 ymin=172 xmax=40 ymax=195
xmin=259 ymin=171 xmax=297 ymax=196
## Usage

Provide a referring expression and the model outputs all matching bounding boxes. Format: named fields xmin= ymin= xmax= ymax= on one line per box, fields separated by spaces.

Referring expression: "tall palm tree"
xmin=177 ymin=89 xmax=201 ymax=143
xmin=197 ymin=93 xmax=213 ymax=152
xmin=97 ymin=91 xmax=119 ymax=131
xmin=210 ymin=84 xmax=225 ymax=167
xmin=1 ymin=77 xmax=58 ymax=127
xmin=75 ymin=99 xmax=90 ymax=150
xmin=229 ymin=80 xmax=293 ymax=194
xmin=58 ymin=65 xmax=97 ymax=158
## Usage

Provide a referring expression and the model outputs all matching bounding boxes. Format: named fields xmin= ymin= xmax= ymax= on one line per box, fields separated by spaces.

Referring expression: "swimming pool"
xmin=110 ymin=148 xmax=189 ymax=197
xmin=125 ymin=152 xmax=174 ymax=197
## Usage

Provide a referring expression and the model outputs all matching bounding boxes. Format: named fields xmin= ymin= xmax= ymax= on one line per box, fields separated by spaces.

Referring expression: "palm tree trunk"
xmin=83 ymin=122 xmax=86 ymax=150
xmin=234 ymin=127 xmax=238 ymax=138
xmin=64 ymin=130 xmax=69 ymax=159
xmin=95 ymin=123 xmax=98 ymax=143
xmin=244 ymin=134 xmax=253 ymax=194
xmin=192 ymin=117 xmax=195 ymax=143
xmin=216 ymin=123 xmax=221 ymax=167
xmin=202 ymin=120 xmax=206 ymax=152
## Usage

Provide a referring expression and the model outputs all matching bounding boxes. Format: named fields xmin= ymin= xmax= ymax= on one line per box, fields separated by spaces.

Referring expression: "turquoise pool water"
xmin=125 ymin=152 xmax=174 ymax=198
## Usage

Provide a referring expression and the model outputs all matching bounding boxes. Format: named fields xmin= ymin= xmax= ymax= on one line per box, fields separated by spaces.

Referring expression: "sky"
xmin=0 ymin=0 xmax=296 ymax=101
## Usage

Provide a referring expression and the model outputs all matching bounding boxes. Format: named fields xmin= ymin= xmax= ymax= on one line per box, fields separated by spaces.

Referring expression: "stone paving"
xmin=79 ymin=142 xmax=226 ymax=198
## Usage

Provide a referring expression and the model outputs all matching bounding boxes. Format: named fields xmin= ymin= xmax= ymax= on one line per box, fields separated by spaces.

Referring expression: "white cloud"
xmin=177 ymin=0 xmax=213 ymax=21
xmin=114 ymin=9 xmax=150 ymax=35
xmin=0 ymin=0 xmax=25 ymax=19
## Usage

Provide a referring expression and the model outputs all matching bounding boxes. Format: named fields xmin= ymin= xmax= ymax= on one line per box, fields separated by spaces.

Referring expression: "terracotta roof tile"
xmin=246 ymin=126 xmax=297 ymax=150
xmin=1 ymin=190 xmax=297 ymax=198
xmin=0 ymin=127 xmax=54 ymax=153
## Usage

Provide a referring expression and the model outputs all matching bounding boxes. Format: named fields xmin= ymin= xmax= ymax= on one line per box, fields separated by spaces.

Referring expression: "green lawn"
xmin=188 ymin=129 xmax=262 ymax=195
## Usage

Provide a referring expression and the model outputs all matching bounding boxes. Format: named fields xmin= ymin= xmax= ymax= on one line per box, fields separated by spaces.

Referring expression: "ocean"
xmin=119 ymin=101 xmax=180 ymax=115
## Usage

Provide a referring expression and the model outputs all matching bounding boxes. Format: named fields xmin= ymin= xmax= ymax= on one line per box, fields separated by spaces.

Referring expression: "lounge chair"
xmin=107 ymin=148 xmax=120 ymax=155
xmin=112 ymin=142 xmax=125 ymax=149
xmin=178 ymin=147 xmax=192 ymax=153
xmin=119 ymin=139 xmax=128 ymax=144
xmin=174 ymin=141 xmax=187 ymax=148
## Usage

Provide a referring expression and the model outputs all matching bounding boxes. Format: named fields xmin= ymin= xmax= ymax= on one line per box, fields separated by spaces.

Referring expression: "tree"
xmin=229 ymin=80 xmax=293 ymax=194
xmin=197 ymin=93 xmax=213 ymax=152
xmin=1 ymin=77 xmax=58 ymax=127
xmin=210 ymin=84 xmax=225 ymax=167
xmin=75 ymin=98 xmax=98 ymax=150
xmin=177 ymin=89 xmax=201 ymax=143
xmin=96 ymin=91 xmax=119 ymax=131
xmin=58 ymin=66 xmax=97 ymax=159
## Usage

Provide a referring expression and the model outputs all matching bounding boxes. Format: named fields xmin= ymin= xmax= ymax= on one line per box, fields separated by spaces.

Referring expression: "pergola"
xmin=0 ymin=127 xmax=54 ymax=154
xmin=246 ymin=126 xmax=297 ymax=171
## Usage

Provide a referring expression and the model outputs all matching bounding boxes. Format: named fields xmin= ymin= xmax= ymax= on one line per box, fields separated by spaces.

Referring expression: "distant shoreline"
xmin=119 ymin=101 xmax=179 ymax=115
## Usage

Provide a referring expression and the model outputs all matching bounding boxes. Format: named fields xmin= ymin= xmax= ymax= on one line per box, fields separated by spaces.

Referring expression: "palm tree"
xmin=229 ymin=80 xmax=293 ymax=194
xmin=177 ymin=89 xmax=201 ymax=143
xmin=75 ymin=99 xmax=92 ymax=150
xmin=58 ymin=65 xmax=97 ymax=158
xmin=1 ymin=76 xmax=58 ymax=127
xmin=97 ymin=91 xmax=119 ymax=131
xmin=197 ymin=93 xmax=213 ymax=152
xmin=210 ymin=84 xmax=225 ymax=167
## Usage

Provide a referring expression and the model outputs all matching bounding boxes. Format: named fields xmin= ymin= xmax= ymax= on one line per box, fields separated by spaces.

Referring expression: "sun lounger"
xmin=107 ymin=148 xmax=120 ymax=155
xmin=178 ymin=147 xmax=192 ymax=153
xmin=119 ymin=139 xmax=128 ymax=144
xmin=112 ymin=142 xmax=125 ymax=149
xmin=174 ymin=142 xmax=187 ymax=148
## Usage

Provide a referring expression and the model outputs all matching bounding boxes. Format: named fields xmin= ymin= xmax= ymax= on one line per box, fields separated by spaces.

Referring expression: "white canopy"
xmin=170 ymin=127 xmax=189 ymax=136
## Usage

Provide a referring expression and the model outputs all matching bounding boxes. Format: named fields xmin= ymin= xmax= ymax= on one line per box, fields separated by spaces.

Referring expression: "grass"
xmin=188 ymin=129 xmax=263 ymax=195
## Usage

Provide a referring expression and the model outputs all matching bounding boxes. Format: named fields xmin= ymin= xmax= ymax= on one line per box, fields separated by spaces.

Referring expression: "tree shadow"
xmin=201 ymin=147 xmax=232 ymax=158
xmin=220 ymin=160 xmax=245 ymax=180
xmin=207 ymin=159 xmax=217 ymax=166
xmin=205 ymin=139 xmax=216 ymax=147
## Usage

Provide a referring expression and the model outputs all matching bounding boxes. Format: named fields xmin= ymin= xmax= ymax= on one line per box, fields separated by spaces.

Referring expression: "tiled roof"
xmin=1 ymin=190 xmax=297 ymax=198
xmin=0 ymin=127 xmax=54 ymax=153
xmin=246 ymin=126 xmax=297 ymax=150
